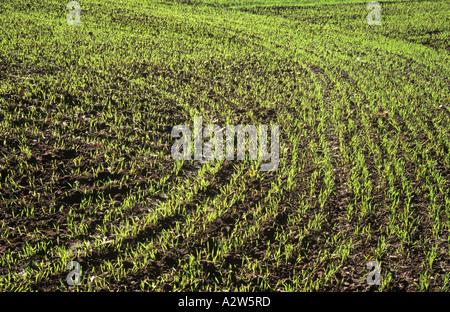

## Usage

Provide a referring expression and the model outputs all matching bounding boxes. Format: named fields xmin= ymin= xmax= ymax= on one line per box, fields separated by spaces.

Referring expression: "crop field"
xmin=0 ymin=0 xmax=449 ymax=292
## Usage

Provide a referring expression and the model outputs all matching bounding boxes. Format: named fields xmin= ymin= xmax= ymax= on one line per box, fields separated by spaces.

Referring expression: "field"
xmin=0 ymin=0 xmax=449 ymax=292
